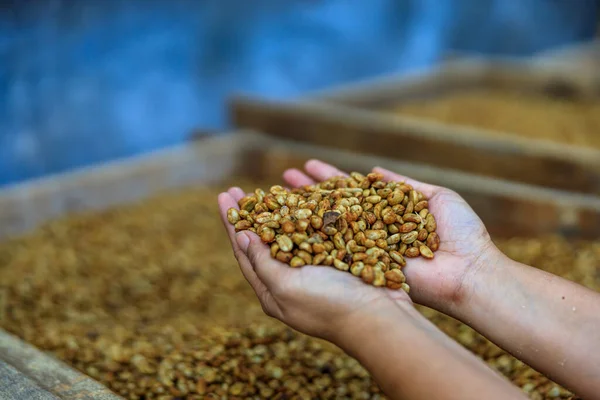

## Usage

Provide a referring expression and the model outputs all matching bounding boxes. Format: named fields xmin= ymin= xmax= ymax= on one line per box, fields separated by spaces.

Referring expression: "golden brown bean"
xmin=414 ymin=200 xmax=428 ymax=212
xmin=400 ymin=231 xmax=418 ymax=244
xmin=426 ymin=232 xmax=440 ymax=251
xmin=405 ymin=247 xmax=420 ymax=258
xmin=290 ymin=256 xmax=305 ymax=268
xmin=227 ymin=208 xmax=240 ymax=224
xmin=419 ymin=245 xmax=434 ymax=259
xmin=276 ymin=235 xmax=294 ymax=252
xmin=313 ymin=253 xmax=327 ymax=265
xmin=310 ymin=215 xmax=324 ymax=230
xmin=350 ymin=262 xmax=365 ymax=277
xmin=426 ymin=214 xmax=437 ymax=232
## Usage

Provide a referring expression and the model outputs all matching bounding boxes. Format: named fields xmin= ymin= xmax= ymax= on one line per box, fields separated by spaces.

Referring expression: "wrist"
xmin=443 ymin=244 xmax=509 ymax=318
xmin=447 ymin=251 xmax=533 ymax=331
xmin=333 ymin=295 xmax=415 ymax=356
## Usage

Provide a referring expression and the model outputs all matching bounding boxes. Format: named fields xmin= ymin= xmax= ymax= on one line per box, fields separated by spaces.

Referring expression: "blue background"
xmin=0 ymin=0 xmax=598 ymax=186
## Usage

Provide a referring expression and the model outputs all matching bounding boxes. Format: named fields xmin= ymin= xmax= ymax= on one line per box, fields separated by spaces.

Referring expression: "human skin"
xmin=217 ymin=159 xmax=600 ymax=399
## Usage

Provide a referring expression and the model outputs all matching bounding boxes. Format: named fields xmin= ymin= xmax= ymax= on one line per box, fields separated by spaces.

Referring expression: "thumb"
xmin=244 ymin=232 xmax=288 ymax=291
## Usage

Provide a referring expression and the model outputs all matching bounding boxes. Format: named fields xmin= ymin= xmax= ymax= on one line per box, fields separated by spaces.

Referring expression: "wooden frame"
xmin=2 ymin=131 xmax=600 ymax=397
xmin=0 ymin=331 xmax=121 ymax=400
xmin=532 ymin=38 xmax=600 ymax=74
xmin=443 ymin=39 xmax=600 ymax=73
xmin=230 ymin=59 xmax=600 ymax=195
xmin=1 ymin=131 xmax=600 ymax=240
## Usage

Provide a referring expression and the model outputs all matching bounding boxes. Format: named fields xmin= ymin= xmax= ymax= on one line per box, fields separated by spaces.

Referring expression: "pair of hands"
xmin=217 ymin=160 xmax=500 ymax=343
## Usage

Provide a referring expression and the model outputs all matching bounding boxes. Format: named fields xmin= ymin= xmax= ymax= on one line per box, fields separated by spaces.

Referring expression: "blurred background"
xmin=2 ymin=3 xmax=600 ymax=399
xmin=1 ymin=0 xmax=599 ymax=186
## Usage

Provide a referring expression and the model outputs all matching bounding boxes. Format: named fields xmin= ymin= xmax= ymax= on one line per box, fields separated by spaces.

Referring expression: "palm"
xmin=403 ymin=189 xmax=492 ymax=307
xmin=257 ymin=260 xmax=411 ymax=341
xmin=286 ymin=263 xmax=408 ymax=309
xmin=217 ymin=176 xmax=407 ymax=340
xmin=218 ymin=160 xmax=496 ymax=337
xmin=290 ymin=190 xmax=486 ymax=311
xmin=279 ymin=161 xmax=495 ymax=309
xmin=272 ymin=189 xmax=485 ymax=310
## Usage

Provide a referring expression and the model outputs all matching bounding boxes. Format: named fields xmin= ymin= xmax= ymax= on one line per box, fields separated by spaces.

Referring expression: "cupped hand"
xmin=277 ymin=160 xmax=502 ymax=312
xmin=218 ymin=179 xmax=411 ymax=343
xmin=218 ymin=159 xmax=501 ymax=339
xmin=370 ymin=167 xmax=499 ymax=311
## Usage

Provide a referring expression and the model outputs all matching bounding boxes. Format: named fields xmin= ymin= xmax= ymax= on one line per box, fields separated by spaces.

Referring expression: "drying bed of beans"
xmin=0 ymin=183 xmax=596 ymax=399
xmin=389 ymin=88 xmax=600 ymax=149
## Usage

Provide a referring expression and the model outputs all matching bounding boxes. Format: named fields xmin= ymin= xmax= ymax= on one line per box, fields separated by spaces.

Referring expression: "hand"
xmin=365 ymin=164 xmax=500 ymax=311
xmin=217 ymin=163 xmax=412 ymax=343
xmin=218 ymin=159 xmax=500 ymax=340
xmin=279 ymin=160 xmax=500 ymax=312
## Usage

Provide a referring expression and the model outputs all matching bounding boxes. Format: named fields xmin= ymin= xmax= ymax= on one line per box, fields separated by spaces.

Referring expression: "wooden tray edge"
xmin=0 ymin=329 xmax=122 ymax=400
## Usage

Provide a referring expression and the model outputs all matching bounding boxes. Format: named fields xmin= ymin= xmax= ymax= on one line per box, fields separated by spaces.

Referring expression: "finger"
xmin=234 ymin=231 xmax=283 ymax=319
xmin=217 ymin=193 xmax=269 ymax=294
xmin=283 ymin=168 xmax=315 ymax=188
xmin=394 ymin=257 xmax=434 ymax=306
xmin=217 ymin=192 xmax=249 ymax=257
xmin=304 ymin=159 xmax=348 ymax=182
xmin=227 ymin=187 xmax=246 ymax=202
xmin=373 ymin=167 xmax=438 ymax=198
xmin=217 ymin=192 xmax=239 ymax=236
xmin=244 ymin=231 xmax=291 ymax=292
xmin=233 ymin=234 xmax=271 ymax=302
xmin=217 ymin=195 xmax=284 ymax=318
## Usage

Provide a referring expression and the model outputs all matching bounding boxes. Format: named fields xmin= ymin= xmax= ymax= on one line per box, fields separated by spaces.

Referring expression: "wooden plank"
xmin=0 ymin=360 xmax=61 ymax=400
xmin=303 ymin=58 xmax=599 ymax=107
xmin=230 ymin=96 xmax=600 ymax=196
xmin=255 ymin=136 xmax=600 ymax=239
xmin=0 ymin=133 xmax=255 ymax=240
xmin=1 ymin=131 xmax=600 ymax=241
xmin=533 ymin=39 xmax=600 ymax=76
xmin=0 ymin=330 xmax=121 ymax=399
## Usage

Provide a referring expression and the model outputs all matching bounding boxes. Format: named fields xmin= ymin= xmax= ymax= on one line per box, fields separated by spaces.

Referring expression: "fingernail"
xmin=236 ymin=232 xmax=250 ymax=252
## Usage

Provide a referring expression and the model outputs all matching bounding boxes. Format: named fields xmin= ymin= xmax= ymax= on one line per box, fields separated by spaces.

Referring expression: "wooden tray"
xmin=532 ymin=39 xmax=600 ymax=75
xmin=443 ymin=39 xmax=600 ymax=73
xmin=229 ymin=59 xmax=600 ymax=195
xmin=0 ymin=330 xmax=121 ymax=400
xmin=2 ymin=131 xmax=600 ymax=241
xmin=2 ymin=131 xmax=600 ymax=398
